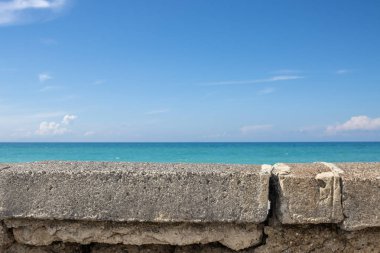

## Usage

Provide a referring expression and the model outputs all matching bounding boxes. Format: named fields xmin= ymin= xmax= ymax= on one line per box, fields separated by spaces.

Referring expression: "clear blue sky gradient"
xmin=0 ymin=0 xmax=379 ymax=141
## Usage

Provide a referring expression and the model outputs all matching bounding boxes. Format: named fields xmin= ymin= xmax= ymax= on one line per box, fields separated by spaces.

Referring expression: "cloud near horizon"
xmin=0 ymin=0 xmax=66 ymax=25
xmin=326 ymin=115 xmax=380 ymax=134
xmin=84 ymin=131 xmax=95 ymax=136
xmin=62 ymin=114 xmax=77 ymax=124
xmin=36 ymin=114 xmax=77 ymax=135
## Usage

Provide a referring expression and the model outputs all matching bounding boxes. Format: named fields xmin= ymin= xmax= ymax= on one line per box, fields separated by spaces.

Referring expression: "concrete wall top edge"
xmin=0 ymin=161 xmax=266 ymax=175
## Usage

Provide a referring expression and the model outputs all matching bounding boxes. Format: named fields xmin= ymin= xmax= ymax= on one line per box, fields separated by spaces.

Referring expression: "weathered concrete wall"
xmin=0 ymin=162 xmax=379 ymax=253
xmin=0 ymin=162 xmax=270 ymax=223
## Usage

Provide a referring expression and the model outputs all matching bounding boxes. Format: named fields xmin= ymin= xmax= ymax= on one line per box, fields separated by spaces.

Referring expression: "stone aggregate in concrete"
xmin=335 ymin=162 xmax=380 ymax=231
xmin=0 ymin=161 xmax=270 ymax=224
xmin=254 ymin=220 xmax=380 ymax=253
xmin=271 ymin=162 xmax=344 ymax=224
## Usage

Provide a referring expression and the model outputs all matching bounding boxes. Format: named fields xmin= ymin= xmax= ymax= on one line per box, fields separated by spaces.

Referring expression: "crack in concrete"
xmin=320 ymin=162 xmax=346 ymax=224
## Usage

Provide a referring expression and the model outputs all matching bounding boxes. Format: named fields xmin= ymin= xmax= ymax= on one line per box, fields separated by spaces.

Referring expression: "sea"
xmin=0 ymin=142 xmax=379 ymax=164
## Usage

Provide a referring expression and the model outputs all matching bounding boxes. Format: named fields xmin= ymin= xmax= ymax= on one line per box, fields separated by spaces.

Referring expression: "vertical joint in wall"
xmin=320 ymin=162 xmax=345 ymax=222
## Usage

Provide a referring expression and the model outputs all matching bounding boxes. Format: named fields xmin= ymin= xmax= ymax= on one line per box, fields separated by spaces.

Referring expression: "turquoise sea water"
xmin=0 ymin=142 xmax=379 ymax=164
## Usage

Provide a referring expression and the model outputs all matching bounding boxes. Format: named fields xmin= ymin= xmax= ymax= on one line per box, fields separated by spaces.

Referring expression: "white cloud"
xmin=273 ymin=69 xmax=302 ymax=74
xmin=93 ymin=79 xmax=106 ymax=85
xmin=36 ymin=114 xmax=77 ymax=135
xmin=146 ymin=109 xmax=170 ymax=115
xmin=84 ymin=131 xmax=95 ymax=136
xmin=268 ymin=75 xmax=303 ymax=81
xmin=258 ymin=87 xmax=275 ymax=95
xmin=336 ymin=69 xmax=349 ymax=75
xmin=0 ymin=0 xmax=66 ymax=25
xmin=201 ymin=75 xmax=304 ymax=86
xmin=62 ymin=114 xmax=77 ymax=125
xmin=39 ymin=85 xmax=62 ymax=92
xmin=36 ymin=121 xmax=67 ymax=135
xmin=240 ymin=124 xmax=273 ymax=134
xmin=38 ymin=73 xmax=52 ymax=82
xmin=326 ymin=115 xmax=380 ymax=134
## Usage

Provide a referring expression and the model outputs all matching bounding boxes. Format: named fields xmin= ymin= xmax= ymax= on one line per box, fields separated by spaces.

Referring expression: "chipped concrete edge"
xmin=318 ymin=162 xmax=344 ymax=223
xmin=261 ymin=164 xmax=273 ymax=215
xmin=320 ymin=162 xmax=345 ymax=175
xmin=272 ymin=162 xmax=379 ymax=231
xmin=271 ymin=163 xmax=291 ymax=176
xmin=269 ymin=163 xmax=291 ymax=223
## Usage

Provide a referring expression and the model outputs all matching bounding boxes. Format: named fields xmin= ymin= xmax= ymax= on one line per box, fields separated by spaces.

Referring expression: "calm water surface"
xmin=0 ymin=142 xmax=379 ymax=164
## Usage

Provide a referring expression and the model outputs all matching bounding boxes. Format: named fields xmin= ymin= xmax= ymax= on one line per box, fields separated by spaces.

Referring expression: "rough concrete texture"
xmin=91 ymin=244 xmax=175 ymax=253
xmin=272 ymin=162 xmax=344 ymax=224
xmin=0 ymin=222 xmax=13 ymax=249
xmin=1 ymin=161 xmax=380 ymax=252
xmin=174 ymin=244 xmax=234 ymax=253
xmin=335 ymin=163 xmax=380 ymax=231
xmin=5 ymin=219 xmax=262 ymax=251
xmin=0 ymin=162 xmax=270 ymax=224
xmin=254 ymin=220 xmax=380 ymax=253
xmin=93 ymin=244 xmax=236 ymax=253
xmin=3 ymin=243 xmax=82 ymax=253
xmin=2 ymin=226 xmax=380 ymax=253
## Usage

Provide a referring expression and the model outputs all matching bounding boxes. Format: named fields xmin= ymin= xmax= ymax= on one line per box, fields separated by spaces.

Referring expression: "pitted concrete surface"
xmin=0 ymin=161 xmax=270 ymax=223
xmin=272 ymin=162 xmax=344 ymax=224
xmin=335 ymin=162 xmax=380 ymax=231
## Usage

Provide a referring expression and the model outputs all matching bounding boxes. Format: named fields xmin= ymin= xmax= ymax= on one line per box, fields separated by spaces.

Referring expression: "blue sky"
xmin=0 ymin=0 xmax=380 ymax=142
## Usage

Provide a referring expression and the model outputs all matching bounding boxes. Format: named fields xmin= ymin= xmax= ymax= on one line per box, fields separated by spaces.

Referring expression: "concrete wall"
xmin=0 ymin=161 xmax=379 ymax=252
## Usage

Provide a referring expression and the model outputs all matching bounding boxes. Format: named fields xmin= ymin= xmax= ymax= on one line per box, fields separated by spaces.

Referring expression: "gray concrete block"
xmin=0 ymin=162 xmax=270 ymax=223
xmin=272 ymin=163 xmax=343 ymax=224
xmin=336 ymin=162 xmax=380 ymax=231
